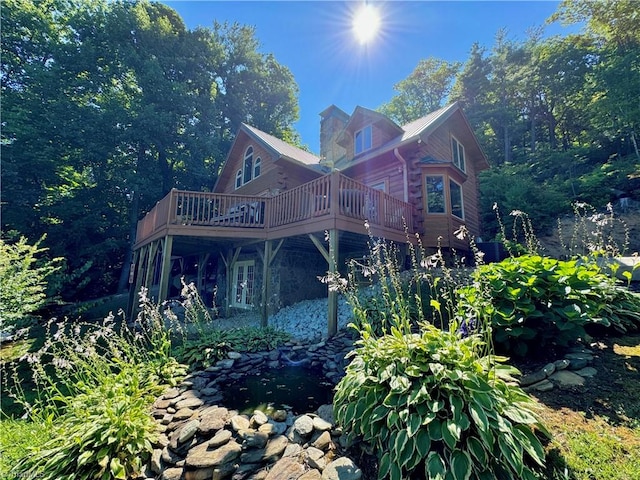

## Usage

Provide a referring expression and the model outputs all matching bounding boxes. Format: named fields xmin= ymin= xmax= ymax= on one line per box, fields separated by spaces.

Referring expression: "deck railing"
xmin=136 ymin=172 xmax=413 ymax=244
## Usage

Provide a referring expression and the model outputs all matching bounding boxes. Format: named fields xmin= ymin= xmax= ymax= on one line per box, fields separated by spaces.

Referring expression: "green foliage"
xmin=331 ymin=228 xmax=547 ymax=479
xmin=13 ymin=369 xmax=160 ymax=480
xmin=174 ymin=326 xmax=290 ymax=370
xmin=379 ymin=57 xmax=460 ymax=124
xmin=0 ymin=418 xmax=53 ymax=476
xmin=160 ymin=280 xmax=289 ymax=370
xmin=6 ymin=295 xmax=186 ymax=480
xmin=334 ymin=325 xmax=549 ymax=480
xmin=460 ymin=255 xmax=640 ymax=356
xmin=0 ymin=236 xmax=61 ymax=328
xmin=2 ymin=0 xmax=300 ymax=300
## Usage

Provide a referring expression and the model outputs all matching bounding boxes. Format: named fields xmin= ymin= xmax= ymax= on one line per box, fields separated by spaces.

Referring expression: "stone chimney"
xmin=319 ymin=105 xmax=349 ymax=168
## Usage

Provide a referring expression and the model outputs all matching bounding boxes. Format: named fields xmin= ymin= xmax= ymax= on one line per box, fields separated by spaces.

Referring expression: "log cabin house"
xmin=129 ymin=101 xmax=489 ymax=336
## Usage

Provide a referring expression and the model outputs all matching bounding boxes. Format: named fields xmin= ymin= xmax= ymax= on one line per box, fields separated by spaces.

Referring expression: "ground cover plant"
xmin=458 ymin=254 xmax=640 ymax=357
xmin=1 ymin=280 xmax=292 ymax=479
xmin=165 ymin=281 xmax=291 ymax=370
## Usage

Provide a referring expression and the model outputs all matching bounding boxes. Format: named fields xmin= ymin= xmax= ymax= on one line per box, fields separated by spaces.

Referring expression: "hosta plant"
xmin=460 ymin=254 xmax=640 ymax=356
xmin=334 ymin=324 xmax=549 ymax=480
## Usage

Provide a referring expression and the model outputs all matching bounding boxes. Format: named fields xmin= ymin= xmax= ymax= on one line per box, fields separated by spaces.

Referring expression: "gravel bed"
xmin=215 ymin=296 xmax=355 ymax=342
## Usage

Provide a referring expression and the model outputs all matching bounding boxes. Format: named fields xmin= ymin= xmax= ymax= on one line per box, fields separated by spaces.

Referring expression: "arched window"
xmin=243 ymin=146 xmax=253 ymax=184
xmin=253 ymin=157 xmax=261 ymax=178
xmin=235 ymin=169 xmax=242 ymax=189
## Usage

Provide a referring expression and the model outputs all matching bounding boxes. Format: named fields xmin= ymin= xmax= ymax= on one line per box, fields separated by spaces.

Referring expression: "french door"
xmin=232 ymin=260 xmax=255 ymax=308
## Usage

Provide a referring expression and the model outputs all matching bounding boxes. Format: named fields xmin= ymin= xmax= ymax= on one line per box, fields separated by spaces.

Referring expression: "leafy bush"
xmin=0 ymin=236 xmax=61 ymax=328
xmin=334 ymin=324 xmax=549 ymax=480
xmin=165 ymin=280 xmax=290 ymax=370
xmin=460 ymin=254 xmax=640 ymax=356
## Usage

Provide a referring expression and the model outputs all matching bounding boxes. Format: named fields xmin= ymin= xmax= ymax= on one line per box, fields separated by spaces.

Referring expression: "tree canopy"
xmin=382 ymin=1 xmax=639 ymax=237
xmin=1 ymin=0 xmax=300 ymax=300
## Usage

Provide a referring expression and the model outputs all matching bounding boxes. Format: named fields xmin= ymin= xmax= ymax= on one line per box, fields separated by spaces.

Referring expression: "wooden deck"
xmin=134 ymin=172 xmax=415 ymax=248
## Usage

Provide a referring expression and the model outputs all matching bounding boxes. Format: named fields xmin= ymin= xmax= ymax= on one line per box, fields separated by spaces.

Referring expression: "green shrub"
xmin=166 ymin=280 xmax=290 ymax=370
xmin=331 ymin=231 xmax=548 ymax=479
xmin=0 ymin=236 xmax=61 ymax=328
xmin=460 ymin=255 xmax=640 ymax=356
xmin=334 ymin=324 xmax=549 ymax=480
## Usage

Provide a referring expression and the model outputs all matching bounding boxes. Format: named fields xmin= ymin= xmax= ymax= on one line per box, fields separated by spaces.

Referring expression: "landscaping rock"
xmin=185 ymin=440 xmax=242 ymax=468
xmin=209 ymin=429 xmax=233 ymax=448
xmin=231 ymin=415 xmax=251 ymax=432
xmin=294 ymin=415 xmax=314 ymax=436
xmin=549 ymin=370 xmax=586 ymax=388
xmin=264 ymin=456 xmax=305 ymax=480
xmin=322 ymin=457 xmax=362 ymax=480
xmin=575 ymin=367 xmax=598 ymax=378
xmin=161 ymin=467 xmax=184 ymax=480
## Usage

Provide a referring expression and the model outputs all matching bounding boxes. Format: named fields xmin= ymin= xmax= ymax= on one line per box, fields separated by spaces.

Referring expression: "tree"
xmin=379 ymin=57 xmax=460 ymax=124
xmin=1 ymin=0 xmax=301 ymax=300
xmin=552 ymin=0 xmax=640 ymax=159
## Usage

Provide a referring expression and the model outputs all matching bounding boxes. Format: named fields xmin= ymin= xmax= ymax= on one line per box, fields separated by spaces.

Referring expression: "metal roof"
xmin=242 ymin=124 xmax=320 ymax=166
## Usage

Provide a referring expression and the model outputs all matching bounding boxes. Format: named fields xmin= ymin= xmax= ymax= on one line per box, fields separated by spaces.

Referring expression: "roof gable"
xmin=336 ymin=106 xmax=404 ymax=146
xmin=214 ymin=124 xmax=321 ymax=192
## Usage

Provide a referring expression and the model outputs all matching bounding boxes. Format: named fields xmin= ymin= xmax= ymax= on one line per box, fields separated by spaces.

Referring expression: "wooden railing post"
xmin=330 ymin=171 xmax=340 ymax=217
xmin=167 ymin=189 xmax=178 ymax=225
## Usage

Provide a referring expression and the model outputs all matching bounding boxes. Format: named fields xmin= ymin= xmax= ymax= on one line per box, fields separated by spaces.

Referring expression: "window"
xmin=253 ymin=157 xmax=261 ymax=179
xmin=355 ymin=125 xmax=372 ymax=155
xmin=449 ymin=179 xmax=464 ymax=219
xmin=451 ymin=136 xmax=466 ymax=172
xmin=232 ymin=260 xmax=255 ymax=308
xmin=235 ymin=169 xmax=242 ymax=189
xmin=368 ymin=181 xmax=386 ymax=192
xmin=243 ymin=146 xmax=253 ymax=184
xmin=425 ymin=175 xmax=445 ymax=213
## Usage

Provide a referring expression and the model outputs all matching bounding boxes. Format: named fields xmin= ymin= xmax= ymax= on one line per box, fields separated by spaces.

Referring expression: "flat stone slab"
xmin=549 ymin=370 xmax=586 ymax=387
xmin=185 ymin=440 xmax=242 ymax=468
xmin=575 ymin=367 xmax=598 ymax=378
xmin=265 ymin=456 xmax=305 ymax=480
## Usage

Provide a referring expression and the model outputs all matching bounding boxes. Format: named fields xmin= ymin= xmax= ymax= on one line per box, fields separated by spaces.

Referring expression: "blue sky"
xmin=165 ymin=1 xmax=578 ymax=154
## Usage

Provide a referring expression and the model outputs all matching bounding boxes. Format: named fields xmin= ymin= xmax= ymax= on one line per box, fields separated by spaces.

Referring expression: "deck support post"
xmin=144 ymin=241 xmax=159 ymax=291
xmin=127 ymin=248 xmax=141 ymax=322
xmin=328 ymin=229 xmax=339 ymax=337
xmin=222 ymin=247 xmax=242 ymax=312
xmin=197 ymin=253 xmax=210 ymax=297
xmin=261 ymin=240 xmax=272 ymax=327
xmin=158 ymin=235 xmax=173 ymax=304
xmin=257 ymin=239 xmax=283 ymax=327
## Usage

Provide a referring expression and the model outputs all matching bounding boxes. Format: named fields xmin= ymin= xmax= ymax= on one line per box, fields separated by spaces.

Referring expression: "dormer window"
xmin=355 ymin=125 xmax=372 ymax=155
xmin=451 ymin=136 xmax=466 ymax=172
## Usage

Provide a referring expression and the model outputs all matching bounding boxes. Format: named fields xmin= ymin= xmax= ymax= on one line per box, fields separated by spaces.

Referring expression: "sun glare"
xmin=352 ymin=3 xmax=381 ymax=45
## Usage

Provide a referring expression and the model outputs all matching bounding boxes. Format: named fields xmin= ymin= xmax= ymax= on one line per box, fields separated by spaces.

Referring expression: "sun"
xmin=352 ymin=3 xmax=381 ymax=45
